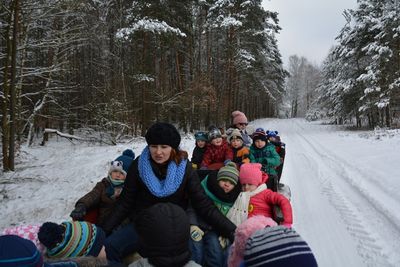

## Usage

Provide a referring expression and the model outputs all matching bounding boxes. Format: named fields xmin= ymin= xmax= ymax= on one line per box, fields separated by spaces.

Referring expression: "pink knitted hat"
xmin=239 ymin=163 xmax=268 ymax=186
xmin=232 ymin=110 xmax=248 ymax=125
xmin=228 ymin=216 xmax=278 ymax=267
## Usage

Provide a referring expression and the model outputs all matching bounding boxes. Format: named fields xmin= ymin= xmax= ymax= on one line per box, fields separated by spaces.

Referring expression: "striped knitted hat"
xmin=38 ymin=221 xmax=105 ymax=258
xmin=244 ymin=226 xmax=318 ymax=267
xmin=0 ymin=235 xmax=45 ymax=267
xmin=217 ymin=162 xmax=239 ymax=185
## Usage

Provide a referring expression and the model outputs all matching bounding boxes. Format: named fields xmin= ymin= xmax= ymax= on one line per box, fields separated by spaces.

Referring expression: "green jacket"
xmin=249 ymin=143 xmax=281 ymax=175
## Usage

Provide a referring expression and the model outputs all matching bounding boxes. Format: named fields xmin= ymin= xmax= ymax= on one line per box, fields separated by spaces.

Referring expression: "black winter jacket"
xmin=102 ymin=157 xmax=236 ymax=238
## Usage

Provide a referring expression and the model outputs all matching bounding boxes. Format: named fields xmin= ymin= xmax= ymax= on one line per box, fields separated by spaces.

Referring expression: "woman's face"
xmin=149 ymin=144 xmax=172 ymax=164
xmin=235 ymin=123 xmax=247 ymax=130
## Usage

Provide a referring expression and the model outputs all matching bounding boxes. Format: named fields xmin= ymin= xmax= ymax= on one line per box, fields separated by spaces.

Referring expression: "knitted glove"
xmin=70 ymin=203 xmax=87 ymax=221
xmin=190 ymin=225 xmax=204 ymax=242
xmin=218 ymin=236 xmax=229 ymax=249
xmin=192 ymin=163 xmax=198 ymax=170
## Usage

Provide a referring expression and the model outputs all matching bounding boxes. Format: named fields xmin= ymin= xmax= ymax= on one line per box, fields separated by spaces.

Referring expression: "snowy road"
xmin=254 ymin=118 xmax=400 ymax=267
xmin=1 ymin=118 xmax=400 ymax=266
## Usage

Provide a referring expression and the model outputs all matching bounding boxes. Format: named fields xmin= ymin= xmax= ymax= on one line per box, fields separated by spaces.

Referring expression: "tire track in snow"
xmin=291 ymin=121 xmax=398 ymax=266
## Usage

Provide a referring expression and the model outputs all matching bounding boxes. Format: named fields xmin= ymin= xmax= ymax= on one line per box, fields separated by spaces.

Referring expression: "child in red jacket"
xmin=227 ymin=163 xmax=292 ymax=227
xmin=201 ymin=127 xmax=233 ymax=170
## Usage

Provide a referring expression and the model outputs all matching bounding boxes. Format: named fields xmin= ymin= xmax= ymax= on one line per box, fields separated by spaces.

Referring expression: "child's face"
xmin=254 ymin=139 xmax=266 ymax=149
xmin=242 ymin=183 xmax=257 ymax=192
xmin=111 ymin=171 xmax=126 ymax=180
xmin=196 ymin=140 xmax=206 ymax=148
xmin=230 ymin=138 xmax=243 ymax=148
xmin=218 ymin=179 xmax=235 ymax=193
xmin=211 ymin=137 xmax=223 ymax=146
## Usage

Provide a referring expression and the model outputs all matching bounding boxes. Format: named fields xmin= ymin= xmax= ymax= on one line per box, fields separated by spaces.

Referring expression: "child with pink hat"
xmin=226 ymin=163 xmax=292 ymax=227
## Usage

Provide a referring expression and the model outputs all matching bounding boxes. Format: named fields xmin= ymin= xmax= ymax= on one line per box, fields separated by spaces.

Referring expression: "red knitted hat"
xmin=239 ymin=163 xmax=267 ymax=186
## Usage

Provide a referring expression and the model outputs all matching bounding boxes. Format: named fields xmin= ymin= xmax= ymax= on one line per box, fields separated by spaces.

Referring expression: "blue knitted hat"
xmin=244 ymin=226 xmax=318 ymax=267
xmin=194 ymin=131 xmax=208 ymax=141
xmin=38 ymin=221 xmax=105 ymax=258
xmin=0 ymin=235 xmax=44 ymax=267
xmin=266 ymin=130 xmax=278 ymax=138
xmin=110 ymin=149 xmax=135 ymax=176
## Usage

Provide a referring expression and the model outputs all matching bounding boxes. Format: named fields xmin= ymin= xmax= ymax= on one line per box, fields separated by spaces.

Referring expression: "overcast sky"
xmin=262 ymin=0 xmax=358 ymax=67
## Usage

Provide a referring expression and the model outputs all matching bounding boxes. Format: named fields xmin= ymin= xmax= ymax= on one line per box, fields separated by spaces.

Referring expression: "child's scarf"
xmin=138 ymin=146 xmax=187 ymax=197
xmin=227 ymin=183 xmax=267 ymax=226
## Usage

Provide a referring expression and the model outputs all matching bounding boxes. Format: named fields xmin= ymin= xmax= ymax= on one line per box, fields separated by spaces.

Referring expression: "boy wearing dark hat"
xmin=129 ymin=203 xmax=200 ymax=267
xmin=70 ymin=149 xmax=135 ymax=227
xmin=191 ymin=131 xmax=208 ymax=170
xmin=249 ymin=128 xmax=281 ymax=191
xmin=188 ymin=162 xmax=241 ymax=267
xmin=228 ymin=128 xmax=250 ymax=167
xmin=201 ymin=127 xmax=233 ymax=170
xmin=243 ymin=226 xmax=318 ymax=267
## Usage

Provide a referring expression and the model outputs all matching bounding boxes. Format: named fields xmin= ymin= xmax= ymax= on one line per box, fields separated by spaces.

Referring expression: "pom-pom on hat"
xmin=244 ymin=226 xmax=318 ymax=267
xmin=228 ymin=216 xmax=278 ymax=267
xmin=194 ymin=131 xmax=208 ymax=141
xmin=208 ymin=127 xmax=222 ymax=141
xmin=145 ymin=122 xmax=181 ymax=149
xmin=0 ymin=235 xmax=45 ymax=267
xmin=110 ymin=149 xmax=135 ymax=176
xmin=239 ymin=163 xmax=267 ymax=186
xmin=252 ymin=127 xmax=267 ymax=142
xmin=232 ymin=110 xmax=248 ymax=125
xmin=217 ymin=162 xmax=239 ymax=185
xmin=38 ymin=221 xmax=105 ymax=258
xmin=227 ymin=128 xmax=243 ymax=143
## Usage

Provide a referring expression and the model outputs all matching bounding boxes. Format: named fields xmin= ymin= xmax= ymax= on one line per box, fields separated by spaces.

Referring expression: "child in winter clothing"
xmin=38 ymin=221 xmax=106 ymax=259
xmin=70 ymin=149 xmax=135 ymax=228
xmin=267 ymin=130 xmax=286 ymax=181
xmin=228 ymin=129 xmax=250 ymax=167
xmin=188 ymin=162 xmax=241 ymax=267
xmin=226 ymin=110 xmax=252 ymax=147
xmin=226 ymin=163 xmax=292 ymax=227
xmin=129 ymin=203 xmax=200 ymax=267
xmin=227 ymin=215 xmax=278 ymax=267
xmin=243 ymin=226 xmax=318 ymax=267
xmin=191 ymin=131 xmax=208 ymax=170
xmin=249 ymin=128 xmax=281 ymax=191
xmin=201 ymin=127 xmax=233 ymax=170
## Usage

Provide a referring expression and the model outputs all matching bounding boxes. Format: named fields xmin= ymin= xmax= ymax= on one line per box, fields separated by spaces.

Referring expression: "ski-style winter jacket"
xmin=249 ymin=143 xmax=281 ymax=175
xmin=191 ymin=145 xmax=206 ymax=169
xmin=74 ymin=177 xmax=119 ymax=228
xmin=248 ymin=189 xmax=293 ymax=226
xmin=102 ymin=157 xmax=236 ymax=239
xmin=231 ymin=145 xmax=250 ymax=167
xmin=201 ymin=140 xmax=233 ymax=170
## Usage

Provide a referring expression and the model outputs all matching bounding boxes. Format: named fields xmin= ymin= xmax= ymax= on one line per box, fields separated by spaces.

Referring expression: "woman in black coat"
xmin=103 ymin=122 xmax=236 ymax=263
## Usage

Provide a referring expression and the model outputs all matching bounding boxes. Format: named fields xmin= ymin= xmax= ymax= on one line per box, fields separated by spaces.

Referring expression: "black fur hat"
xmin=145 ymin=122 xmax=181 ymax=149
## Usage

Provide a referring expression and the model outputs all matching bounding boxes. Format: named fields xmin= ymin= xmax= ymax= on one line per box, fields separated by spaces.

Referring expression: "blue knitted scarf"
xmin=138 ymin=146 xmax=187 ymax=197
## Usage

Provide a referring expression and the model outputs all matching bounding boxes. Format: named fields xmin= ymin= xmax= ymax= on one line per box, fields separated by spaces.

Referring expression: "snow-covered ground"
xmin=1 ymin=118 xmax=400 ymax=267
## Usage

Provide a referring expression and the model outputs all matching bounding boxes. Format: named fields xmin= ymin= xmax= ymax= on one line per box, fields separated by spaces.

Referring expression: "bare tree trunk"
xmin=1 ymin=2 xmax=12 ymax=171
xmin=8 ymin=0 xmax=20 ymax=170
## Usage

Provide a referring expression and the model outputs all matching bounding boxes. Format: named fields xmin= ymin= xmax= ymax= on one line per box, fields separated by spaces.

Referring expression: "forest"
xmin=1 ymin=0 xmax=400 ymax=171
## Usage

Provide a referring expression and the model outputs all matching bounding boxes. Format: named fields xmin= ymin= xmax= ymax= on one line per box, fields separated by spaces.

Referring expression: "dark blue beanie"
xmin=145 ymin=122 xmax=181 ymax=149
xmin=114 ymin=149 xmax=135 ymax=174
xmin=244 ymin=226 xmax=318 ymax=267
xmin=0 ymin=235 xmax=44 ymax=267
